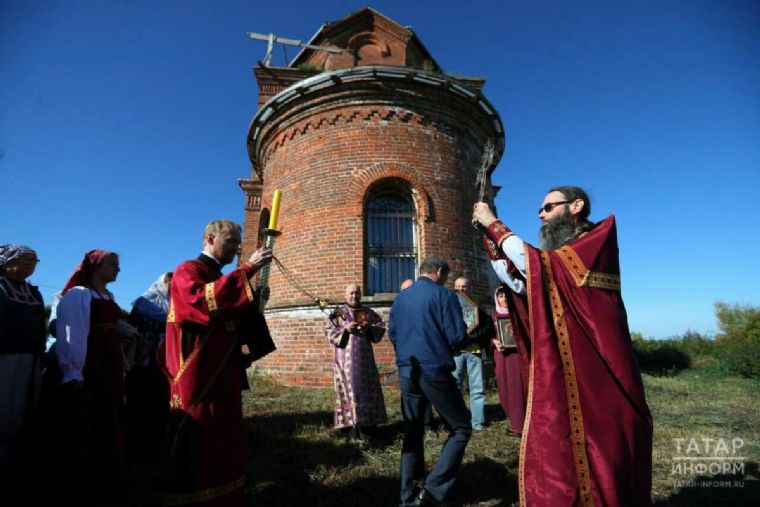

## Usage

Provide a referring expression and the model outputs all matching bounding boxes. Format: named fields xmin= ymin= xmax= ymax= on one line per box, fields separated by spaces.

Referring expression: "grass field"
xmin=241 ymin=370 xmax=760 ymax=506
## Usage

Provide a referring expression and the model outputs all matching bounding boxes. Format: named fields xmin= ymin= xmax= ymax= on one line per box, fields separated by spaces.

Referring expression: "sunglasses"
xmin=538 ymin=200 xmax=570 ymax=214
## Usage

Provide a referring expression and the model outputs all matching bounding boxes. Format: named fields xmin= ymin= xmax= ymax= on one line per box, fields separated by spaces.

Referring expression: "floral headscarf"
xmin=0 ymin=244 xmax=36 ymax=268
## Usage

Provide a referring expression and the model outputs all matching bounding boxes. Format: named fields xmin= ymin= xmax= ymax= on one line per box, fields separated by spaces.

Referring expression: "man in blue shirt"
xmin=389 ymin=255 xmax=471 ymax=507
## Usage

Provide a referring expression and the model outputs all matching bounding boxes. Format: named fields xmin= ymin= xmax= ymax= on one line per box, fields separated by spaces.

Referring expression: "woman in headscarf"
xmin=490 ymin=286 xmax=526 ymax=436
xmin=55 ymin=249 xmax=134 ymax=500
xmin=0 ymin=245 xmax=45 ymax=470
xmin=125 ymin=272 xmax=172 ymax=462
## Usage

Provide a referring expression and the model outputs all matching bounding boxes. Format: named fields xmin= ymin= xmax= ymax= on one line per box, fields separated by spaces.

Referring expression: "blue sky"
xmin=2 ymin=0 xmax=758 ymax=338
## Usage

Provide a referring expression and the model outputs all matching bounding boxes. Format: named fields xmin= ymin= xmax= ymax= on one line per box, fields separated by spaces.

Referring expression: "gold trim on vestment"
xmin=241 ymin=268 xmax=254 ymax=302
xmin=169 ymin=327 xmax=240 ymax=457
xmin=169 ymin=326 xmax=212 ymax=386
xmin=518 ymin=244 xmax=535 ymax=507
xmin=541 ymin=252 xmax=595 ymax=507
xmin=557 ymin=246 xmax=621 ymax=291
xmin=581 ymin=271 xmax=621 ymax=291
xmin=485 ymin=220 xmax=515 ymax=250
xmin=496 ymin=231 xmax=514 ymax=248
xmin=169 ymin=393 xmax=183 ymax=409
xmin=160 ymin=475 xmax=245 ymax=506
xmin=205 ymin=282 xmax=218 ymax=313
xmin=167 ymin=301 xmax=175 ymax=323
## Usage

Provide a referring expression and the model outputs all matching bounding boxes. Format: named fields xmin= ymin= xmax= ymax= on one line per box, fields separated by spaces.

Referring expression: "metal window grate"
xmin=366 ymin=193 xmax=417 ymax=293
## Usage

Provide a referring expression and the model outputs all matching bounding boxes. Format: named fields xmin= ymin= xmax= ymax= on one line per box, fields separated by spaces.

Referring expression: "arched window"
xmin=366 ymin=191 xmax=417 ymax=294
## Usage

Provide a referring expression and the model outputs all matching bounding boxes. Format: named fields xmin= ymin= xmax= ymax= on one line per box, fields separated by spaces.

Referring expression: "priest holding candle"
xmin=159 ymin=215 xmax=276 ymax=507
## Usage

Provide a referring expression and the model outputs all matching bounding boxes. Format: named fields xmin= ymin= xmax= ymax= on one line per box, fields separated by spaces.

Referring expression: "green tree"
xmin=715 ymin=301 xmax=760 ymax=378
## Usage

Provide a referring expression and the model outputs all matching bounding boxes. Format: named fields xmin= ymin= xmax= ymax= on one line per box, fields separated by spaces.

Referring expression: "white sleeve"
xmin=501 ymin=235 xmax=526 ymax=276
xmin=56 ymin=287 xmax=91 ymax=383
xmin=491 ymin=260 xmax=527 ymax=295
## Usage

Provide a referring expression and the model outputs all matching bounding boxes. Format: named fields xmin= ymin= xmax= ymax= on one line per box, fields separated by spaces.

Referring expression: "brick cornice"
xmin=345 ymin=161 xmax=436 ymax=222
xmin=259 ymin=105 xmax=463 ymax=170
xmin=248 ymin=66 xmax=504 ymax=173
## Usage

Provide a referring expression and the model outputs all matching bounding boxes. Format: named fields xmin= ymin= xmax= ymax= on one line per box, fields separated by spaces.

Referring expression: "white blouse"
xmin=491 ymin=234 xmax=527 ymax=295
xmin=55 ymin=287 xmax=113 ymax=383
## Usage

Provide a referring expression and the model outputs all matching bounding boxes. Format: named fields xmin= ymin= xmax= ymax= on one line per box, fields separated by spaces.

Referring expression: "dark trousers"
xmin=399 ymin=372 xmax=471 ymax=505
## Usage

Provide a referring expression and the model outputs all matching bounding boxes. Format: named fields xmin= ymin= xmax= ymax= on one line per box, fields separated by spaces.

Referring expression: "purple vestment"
xmin=325 ymin=304 xmax=388 ymax=429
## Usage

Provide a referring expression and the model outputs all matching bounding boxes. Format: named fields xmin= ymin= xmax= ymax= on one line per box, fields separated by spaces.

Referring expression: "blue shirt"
xmin=388 ymin=277 xmax=469 ymax=380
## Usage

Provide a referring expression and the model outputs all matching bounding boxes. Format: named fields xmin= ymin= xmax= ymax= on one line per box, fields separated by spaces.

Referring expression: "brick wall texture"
xmin=243 ymin=83 xmax=501 ymax=387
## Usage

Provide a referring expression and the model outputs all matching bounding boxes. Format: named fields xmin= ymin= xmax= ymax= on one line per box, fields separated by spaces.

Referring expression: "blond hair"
xmin=202 ymin=220 xmax=241 ymax=246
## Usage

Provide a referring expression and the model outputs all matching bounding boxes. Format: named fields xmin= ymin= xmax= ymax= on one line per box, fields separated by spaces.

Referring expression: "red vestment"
xmin=487 ymin=216 xmax=652 ymax=507
xmin=490 ymin=311 xmax=526 ymax=434
xmin=159 ymin=257 xmax=274 ymax=507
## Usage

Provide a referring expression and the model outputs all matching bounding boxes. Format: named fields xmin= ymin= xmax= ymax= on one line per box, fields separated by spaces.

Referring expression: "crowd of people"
xmin=0 ymin=186 xmax=652 ymax=506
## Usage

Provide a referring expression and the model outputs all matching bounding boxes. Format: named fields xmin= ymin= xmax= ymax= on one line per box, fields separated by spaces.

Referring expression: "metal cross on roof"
xmin=246 ymin=32 xmax=343 ymax=67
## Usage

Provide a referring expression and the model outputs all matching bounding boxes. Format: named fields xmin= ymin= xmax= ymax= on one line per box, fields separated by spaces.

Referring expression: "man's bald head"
xmin=345 ymin=284 xmax=362 ymax=307
xmin=400 ymin=279 xmax=414 ymax=291
xmin=454 ymin=277 xmax=470 ymax=293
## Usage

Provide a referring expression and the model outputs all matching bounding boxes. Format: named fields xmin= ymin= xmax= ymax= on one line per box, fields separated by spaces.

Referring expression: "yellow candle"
xmin=268 ymin=189 xmax=282 ymax=230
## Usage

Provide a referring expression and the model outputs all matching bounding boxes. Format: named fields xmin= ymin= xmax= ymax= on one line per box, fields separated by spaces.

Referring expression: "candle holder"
xmin=259 ymin=228 xmax=282 ymax=312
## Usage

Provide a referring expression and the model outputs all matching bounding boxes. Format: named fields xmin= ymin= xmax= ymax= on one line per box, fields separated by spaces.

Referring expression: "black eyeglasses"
xmin=538 ymin=201 xmax=570 ymax=214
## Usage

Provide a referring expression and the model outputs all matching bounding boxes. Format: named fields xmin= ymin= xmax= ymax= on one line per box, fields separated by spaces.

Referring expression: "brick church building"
xmin=239 ymin=7 xmax=505 ymax=387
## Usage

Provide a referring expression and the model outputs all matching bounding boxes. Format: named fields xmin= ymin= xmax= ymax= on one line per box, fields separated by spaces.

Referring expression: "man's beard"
xmin=539 ymin=210 xmax=577 ymax=251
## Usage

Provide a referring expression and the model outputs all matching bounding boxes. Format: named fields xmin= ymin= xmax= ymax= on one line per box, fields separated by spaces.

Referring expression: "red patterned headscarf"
xmin=62 ymin=249 xmax=114 ymax=295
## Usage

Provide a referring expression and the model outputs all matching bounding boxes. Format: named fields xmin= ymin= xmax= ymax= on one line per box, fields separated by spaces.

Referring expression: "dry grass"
xmin=241 ymin=371 xmax=760 ymax=506
xmin=105 ymin=370 xmax=759 ymax=506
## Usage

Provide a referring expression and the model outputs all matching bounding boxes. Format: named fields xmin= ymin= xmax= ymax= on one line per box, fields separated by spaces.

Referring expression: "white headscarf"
xmin=134 ymin=272 xmax=171 ymax=312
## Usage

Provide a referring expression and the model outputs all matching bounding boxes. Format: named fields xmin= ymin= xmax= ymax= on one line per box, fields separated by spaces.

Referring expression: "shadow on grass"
xmin=244 ymin=410 xmax=520 ymax=506
xmin=653 ymin=462 xmax=760 ymax=506
xmin=452 ymin=457 xmax=518 ymax=506
xmin=245 ymin=409 xmax=400 ymax=506
xmin=250 ymin=474 xmax=399 ymax=507
xmin=368 ymin=419 xmax=405 ymax=448
xmin=485 ymin=402 xmax=508 ymax=423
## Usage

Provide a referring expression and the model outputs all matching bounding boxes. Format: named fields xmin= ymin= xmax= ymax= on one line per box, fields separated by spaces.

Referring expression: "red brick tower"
xmin=239 ymin=8 xmax=504 ymax=387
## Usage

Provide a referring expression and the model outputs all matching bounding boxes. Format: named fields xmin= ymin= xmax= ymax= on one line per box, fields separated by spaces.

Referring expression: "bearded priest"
xmin=472 ymin=186 xmax=652 ymax=507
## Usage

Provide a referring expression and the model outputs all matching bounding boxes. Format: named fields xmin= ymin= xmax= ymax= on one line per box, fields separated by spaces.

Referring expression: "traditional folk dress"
xmin=490 ymin=294 xmax=526 ymax=435
xmin=160 ymin=255 xmax=275 ymax=507
xmin=483 ymin=216 xmax=653 ymax=507
xmin=325 ymin=304 xmax=388 ymax=430
xmin=55 ymin=286 xmax=126 ymax=491
xmin=0 ymin=275 xmax=45 ymax=465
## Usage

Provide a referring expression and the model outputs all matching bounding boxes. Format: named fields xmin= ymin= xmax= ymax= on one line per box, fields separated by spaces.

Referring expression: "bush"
xmin=630 ymin=302 xmax=760 ymax=379
xmin=715 ymin=301 xmax=760 ymax=379
xmin=632 ymin=336 xmax=691 ymax=375
xmin=673 ymin=330 xmax=718 ymax=360
xmin=631 ymin=330 xmax=726 ymax=376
